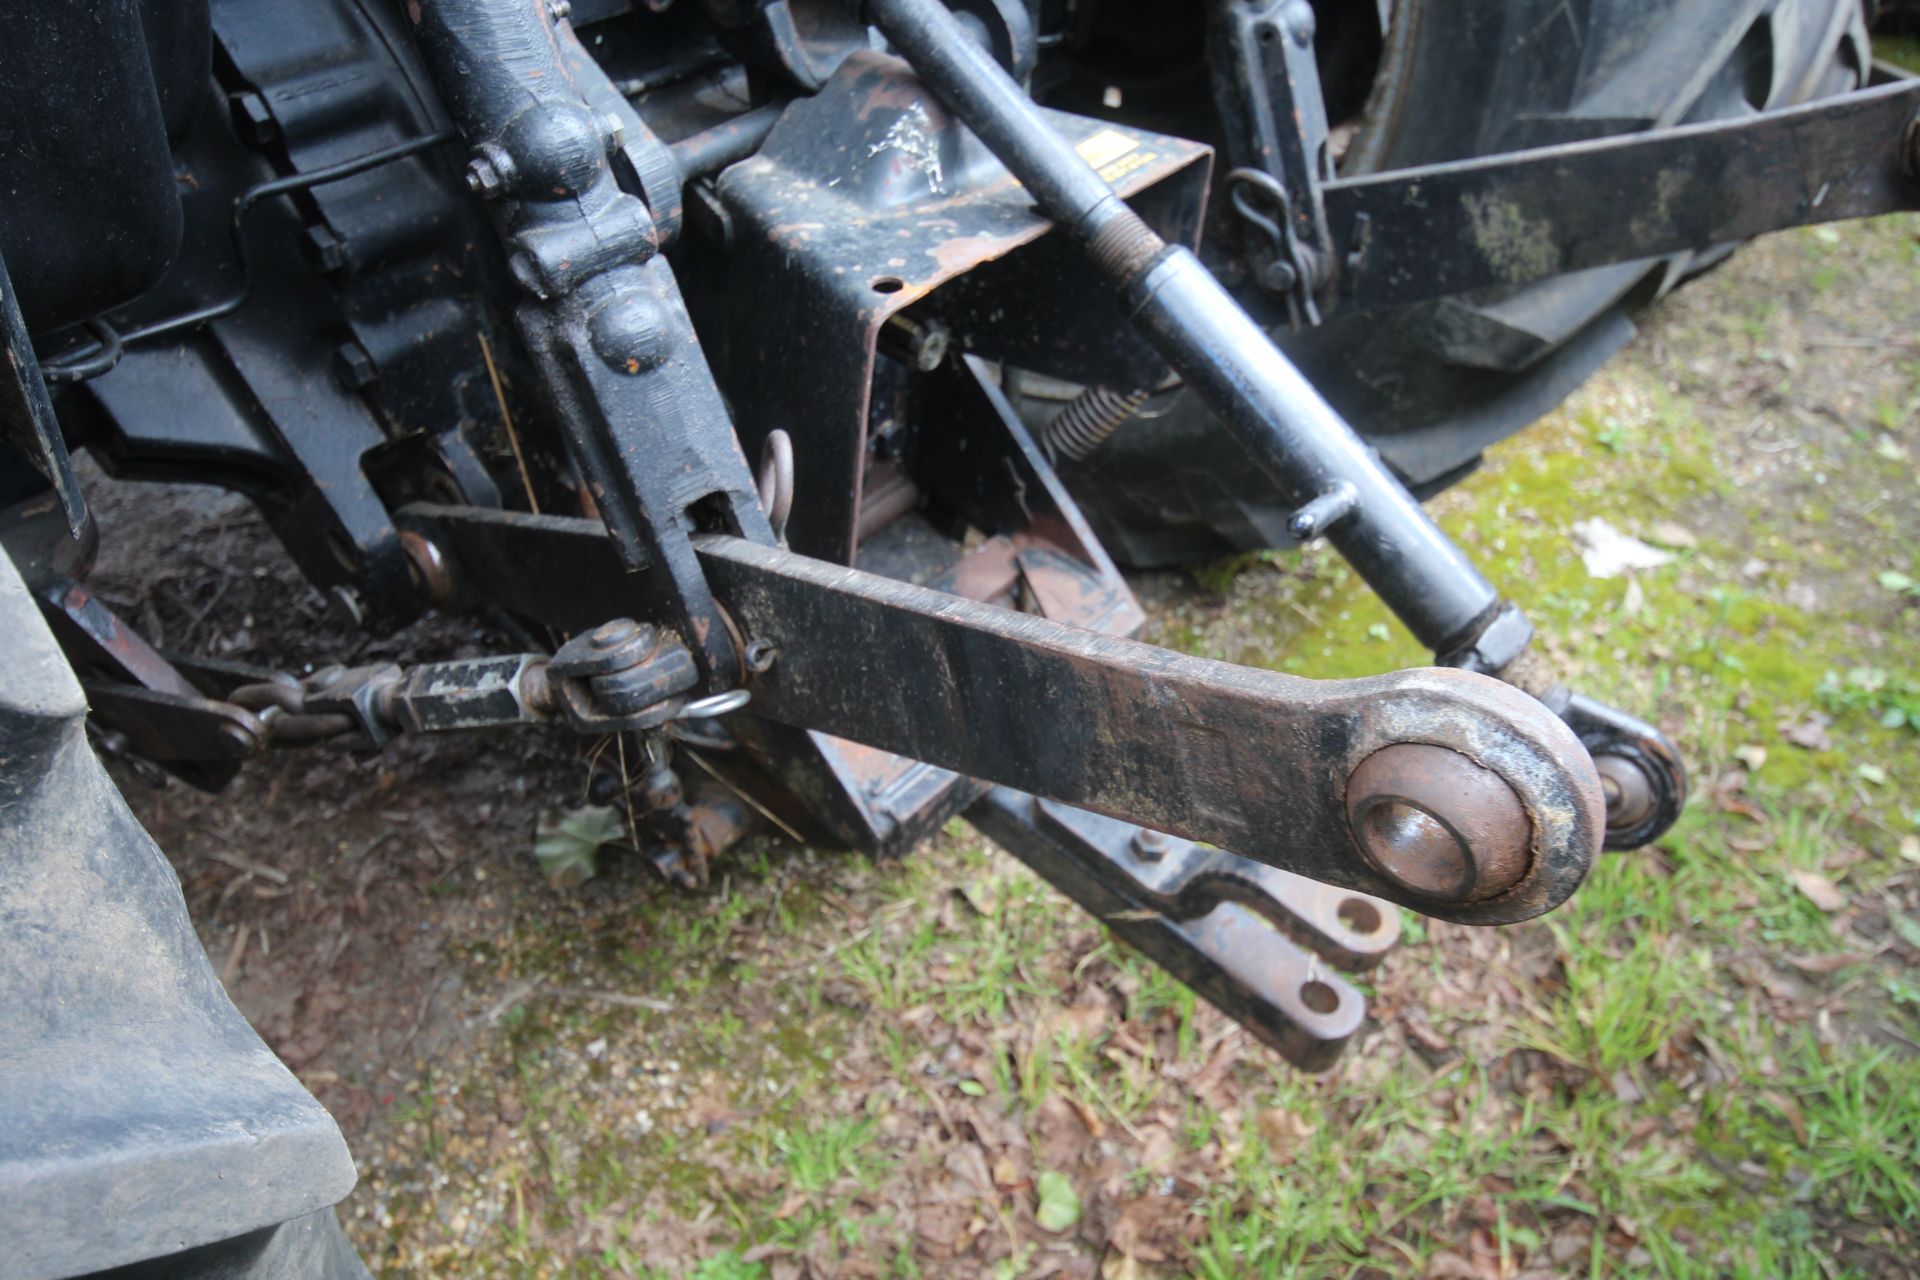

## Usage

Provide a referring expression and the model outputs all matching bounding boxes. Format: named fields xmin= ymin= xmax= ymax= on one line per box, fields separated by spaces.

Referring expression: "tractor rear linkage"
xmin=34 ymin=0 xmax=1920 ymax=1068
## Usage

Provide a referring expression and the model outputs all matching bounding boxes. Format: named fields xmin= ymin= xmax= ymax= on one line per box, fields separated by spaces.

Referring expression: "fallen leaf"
xmin=954 ymin=879 xmax=1000 ymax=917
xmin=1734 ymin=744 xmax=1768 ymax=772
xmin=1622 ymin=576 xmax=1646 ymax=616
xmin=1032 ymin=1095 xmax=1095 ymax=1169
xmin=1778 ymin=714 xmax=1834 ymax=751
xmin=1107 ymin=1195 xmax=1179 ymax=1263
xmin=1785 ymin=952 xmax=1867 ymax=973
xmin=743 ymin=1242 xmax=794 ymax=1263
xmin=1253 ymin=1107 xmax=1315 ymax=1162
xmin=531 ymin=804 xmax=624 ymax=890
xmin=1856 ymin=763 xmax=1889 ymax=786
xmin=1790 ymin=869 xmax=1846 ymax=913
xmin=1136 ymin=1123 xmax=1177 ymax=1173
xmin=1650 ymin=521 xmax=1698 ymax=549
xmin=1038 ymin=996 xmax=1110 ymax=1046
xmin=1548 ymin=1229 xmax=1592 ymax=1266
xmin=1034 ymin=1171 xmax=1082 ymax=1234
xmin=945 ymin=1143 xmax=996 ymax=1198
xmin=1764 ymin=1090 xmax=1810 ymax=1144
xmin=1424 ymin=1250 xmax=1480 ymax=1279
xmin=1572 ymin=518 xmax=1674 ymax=579
xmin=1403 ymin=1011 xmax=1455 ymax=1062
xmin=1184 ymin=1028 xmax=1244 ymax=1101
xmin=1903 ymin=835 xmax=1920 ymax=864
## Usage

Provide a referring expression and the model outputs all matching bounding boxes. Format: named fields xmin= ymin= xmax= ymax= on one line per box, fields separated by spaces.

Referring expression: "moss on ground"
xmin=350 ymin=217 xmax=1920 ymax=1278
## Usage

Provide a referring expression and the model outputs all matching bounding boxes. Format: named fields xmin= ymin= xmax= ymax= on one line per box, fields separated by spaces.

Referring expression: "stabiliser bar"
xmin=865 ymin=0 xmax=1685 ymax=848
xmin=1322 ymin=76 xmax=1920 ymax=310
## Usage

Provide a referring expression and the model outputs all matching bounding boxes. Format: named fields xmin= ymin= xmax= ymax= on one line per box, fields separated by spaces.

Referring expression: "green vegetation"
xmin=353 ymin=220 xmax=1920 ymax=1278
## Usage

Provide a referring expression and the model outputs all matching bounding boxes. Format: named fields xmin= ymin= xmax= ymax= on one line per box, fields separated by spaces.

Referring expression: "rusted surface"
xmin=40 ymin=579 xmax=199 ymax=698
xmin=1345 ymin=742 xmax=1532 ymax=903
xmin=971 ymin=790 xmax=1390 ymax=1071
xmin=708 ymin=51 xmax=1211 ymax=564
xmin=1560 ymin=692 xmax=1688 ymax=850
xmin=1595 ymin=751 xmax=1656 ymax=830
xmin=943 ymin=536 xmax=1023 ymax=606
xmin=697 ymin=532 xmax=1604 ymax=925
xmin=853 ymin=460 xmax=921 ymax=543
xmin=38 ymin=578 xmax=262 ymax=788
xmin=1014 ymin=541 xmax=1145 ymax=636
xmin=1028 ymin=797 xmax=1400 ymax=971
xmin=398 ymin=530 xmax=455 ymax=609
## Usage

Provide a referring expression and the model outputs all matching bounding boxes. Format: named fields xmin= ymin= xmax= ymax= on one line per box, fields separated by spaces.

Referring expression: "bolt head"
xmin=465 ymin=156 xmax=503 ymax=198
xmin=591 ymin=617 xmax=644 ymax=649
xmin=1259 ymin=259 xmax=1297 ymax=293
xmin=332 ymin=342 xmax=377 ymax=390
xmin=1132 ymin=828 xmax=1172 ymax=862
xmin=911 ymin=322 xmax=951 ymax=373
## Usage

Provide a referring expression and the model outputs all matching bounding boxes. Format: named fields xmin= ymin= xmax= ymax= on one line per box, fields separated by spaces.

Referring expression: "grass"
xmin=348 ymin=218 xmax=1920 ymax=1277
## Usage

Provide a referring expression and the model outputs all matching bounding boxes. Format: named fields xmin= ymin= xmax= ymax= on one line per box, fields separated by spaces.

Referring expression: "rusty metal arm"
xmin=694 ymin=532 xmax=1604 ymax=926
xmin=967 ymin=789 xmax=1397 ymax=1070
xmin=396 ymin=501 xmax=1602 ymax=924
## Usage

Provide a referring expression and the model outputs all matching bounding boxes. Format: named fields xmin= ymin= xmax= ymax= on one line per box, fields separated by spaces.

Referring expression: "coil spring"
xmin=1040 ymin=385 xmax=1151 ymax=462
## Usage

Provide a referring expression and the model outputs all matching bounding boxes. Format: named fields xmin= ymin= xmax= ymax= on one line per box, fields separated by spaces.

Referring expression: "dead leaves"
xmin=1252 ymin=1106 xmax=1316 ymax=1163
xmin=1402 ymin=1010 xmax=1458 ymax=1067
xmin=1784 ymin=951 xmax=1870 ymax=974
xmin=1031 ymin=1095 xmax=1096 ymax=1172
xmin=1778 ymin=711 xmax=1835 ymax=751
xmin=1789 ymin=868 xmax=1848 ymax=913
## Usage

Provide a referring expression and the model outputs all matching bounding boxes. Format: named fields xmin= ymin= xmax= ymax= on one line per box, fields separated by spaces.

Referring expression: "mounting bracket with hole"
xmin=967 ymin=786 xmax=1399 ymax=1071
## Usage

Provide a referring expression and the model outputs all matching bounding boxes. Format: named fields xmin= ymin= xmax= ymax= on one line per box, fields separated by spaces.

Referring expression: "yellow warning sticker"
xmin=1097 ymin=150 xmax=1155 ymax=185
xmin=1074 ymin=128 xmax=1140 ymax=171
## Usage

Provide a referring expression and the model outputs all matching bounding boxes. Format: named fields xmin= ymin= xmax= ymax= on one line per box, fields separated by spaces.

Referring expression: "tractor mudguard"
xmin=0 ymin=545 xmax=362 ymax=1280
